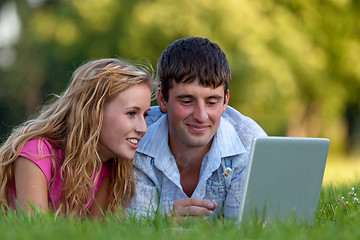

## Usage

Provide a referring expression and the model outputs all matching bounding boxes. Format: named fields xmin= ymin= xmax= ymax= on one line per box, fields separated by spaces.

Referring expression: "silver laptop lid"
xmin=238 ymin=136 xmax=330 ymax=224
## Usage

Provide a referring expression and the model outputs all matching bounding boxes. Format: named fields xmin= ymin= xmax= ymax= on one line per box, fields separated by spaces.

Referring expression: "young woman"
xmin=0 ymin=58 xmax=154 ymax=218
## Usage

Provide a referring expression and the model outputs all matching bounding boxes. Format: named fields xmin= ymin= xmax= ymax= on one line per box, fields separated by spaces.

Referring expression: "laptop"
xmin=237 ymin=136 xmax=330 ymax=224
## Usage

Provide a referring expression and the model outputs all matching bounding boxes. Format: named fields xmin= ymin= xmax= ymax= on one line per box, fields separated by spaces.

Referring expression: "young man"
xmin=128 ymin=37 xmax=267 ymax=220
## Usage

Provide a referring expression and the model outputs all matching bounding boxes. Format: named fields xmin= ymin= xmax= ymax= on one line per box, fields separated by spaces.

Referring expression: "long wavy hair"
xmin=0 ymin=58 xmax=154 ymax=215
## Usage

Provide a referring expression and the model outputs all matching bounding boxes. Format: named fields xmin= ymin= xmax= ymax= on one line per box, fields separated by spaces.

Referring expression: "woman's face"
xmin=98 ymin=82 xmax=151 ymax=162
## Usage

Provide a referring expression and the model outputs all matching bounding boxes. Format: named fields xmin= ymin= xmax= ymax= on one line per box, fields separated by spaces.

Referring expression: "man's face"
xmin=157 ymin=80 xmax=229 ymax=152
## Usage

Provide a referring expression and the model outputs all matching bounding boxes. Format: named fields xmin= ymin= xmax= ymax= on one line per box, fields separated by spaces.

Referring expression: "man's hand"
xmin=168 ymin=198 xmax=217 ymax=220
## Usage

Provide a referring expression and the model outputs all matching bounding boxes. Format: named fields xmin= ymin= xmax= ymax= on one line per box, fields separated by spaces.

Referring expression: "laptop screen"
xmin=238 ymin=137 xmax=330 ymax=224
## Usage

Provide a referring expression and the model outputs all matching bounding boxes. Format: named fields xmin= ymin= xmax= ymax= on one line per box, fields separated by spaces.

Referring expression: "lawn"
xmin=1 ymin=183 xmax=359 ymax=240
xmin=0 ymin=156 xmax=359 ymax=240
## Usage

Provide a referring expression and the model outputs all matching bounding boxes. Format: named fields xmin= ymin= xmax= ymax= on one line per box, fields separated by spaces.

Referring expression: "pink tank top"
xmin=7 ymin=138 xmax=110 ymax=213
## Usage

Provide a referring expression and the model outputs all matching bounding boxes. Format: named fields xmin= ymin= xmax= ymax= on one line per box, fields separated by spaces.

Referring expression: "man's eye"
xmin=206 ymin=99 xmax=218 ymax=105
xmin=181 ymin=100 xmax=192 ymax=104
xmin=127 ymin=111 xmax=136 ymax=117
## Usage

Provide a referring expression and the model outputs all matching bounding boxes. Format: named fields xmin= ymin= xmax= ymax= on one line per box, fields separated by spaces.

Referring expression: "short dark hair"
xmin=157 ymin=37 xmax=231 ymax=101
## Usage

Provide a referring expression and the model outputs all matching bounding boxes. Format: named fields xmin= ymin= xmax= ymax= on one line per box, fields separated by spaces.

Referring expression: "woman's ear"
xmin=156 ymin=89 xmax=168 ymax=113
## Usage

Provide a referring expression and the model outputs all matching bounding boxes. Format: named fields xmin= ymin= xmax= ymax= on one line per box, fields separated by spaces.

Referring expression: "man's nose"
xmin=193 ymin=102 xmax=208 ymax=122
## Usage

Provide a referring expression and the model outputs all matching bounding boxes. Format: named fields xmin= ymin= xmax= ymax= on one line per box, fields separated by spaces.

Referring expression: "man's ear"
xmin=156 ymin=89 xmax=168 ymax=113
xmin=222 ymin=90 xmax=229 ymax=113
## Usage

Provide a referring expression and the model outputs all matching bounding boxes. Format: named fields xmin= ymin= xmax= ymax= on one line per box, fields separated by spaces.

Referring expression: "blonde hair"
xmin=0 ymin=58 xmax=154 ymax=215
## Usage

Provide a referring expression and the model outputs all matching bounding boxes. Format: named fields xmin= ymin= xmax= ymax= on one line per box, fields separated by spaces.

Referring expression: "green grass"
xmin=1 ymin=183 xmax=360 ymax=240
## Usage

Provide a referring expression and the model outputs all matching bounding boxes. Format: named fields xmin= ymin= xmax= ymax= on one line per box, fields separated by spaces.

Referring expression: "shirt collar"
xmin=212 ymin=117 xmax=246 ymax=158
xmin=137 ymin=114 xmax=170 ymax=159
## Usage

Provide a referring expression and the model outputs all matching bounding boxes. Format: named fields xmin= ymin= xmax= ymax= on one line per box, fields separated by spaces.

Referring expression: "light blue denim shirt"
xmin=128 ymin=106 xmax=267 ymax=220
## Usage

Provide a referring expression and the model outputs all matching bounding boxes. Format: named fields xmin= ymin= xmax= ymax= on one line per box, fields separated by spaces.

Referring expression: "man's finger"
xmin=172 ymin=198 xmax=218 ymax=218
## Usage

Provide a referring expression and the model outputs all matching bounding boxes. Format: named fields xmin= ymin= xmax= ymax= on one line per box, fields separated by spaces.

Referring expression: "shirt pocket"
xmin=206 ymin=177 xmax=226 ymax=200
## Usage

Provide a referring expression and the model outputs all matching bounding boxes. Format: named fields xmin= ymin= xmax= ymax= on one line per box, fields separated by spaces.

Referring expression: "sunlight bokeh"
xmin=323 ymin=156 xmax=360 ymax=186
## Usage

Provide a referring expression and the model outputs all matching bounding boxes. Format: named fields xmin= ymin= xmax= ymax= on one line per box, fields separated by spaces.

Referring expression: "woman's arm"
xmin=14 ymin=156 xmax=49 ymax=212
xmin=89 ymin=177 xmax=111 ymax=219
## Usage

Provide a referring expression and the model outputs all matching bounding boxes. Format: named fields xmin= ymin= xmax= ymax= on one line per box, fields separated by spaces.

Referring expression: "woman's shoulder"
xmin=21 ymin=138 xmax=63 ymax=158
xmin=21 ymin=138 xmax=51 ymax=153
xmin=19 ymin=138 xmax=63 ymax=183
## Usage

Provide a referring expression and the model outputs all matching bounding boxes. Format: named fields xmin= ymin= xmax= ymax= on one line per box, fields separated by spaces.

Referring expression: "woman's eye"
xmin=127 ymin=111 xmax=136 ymax=117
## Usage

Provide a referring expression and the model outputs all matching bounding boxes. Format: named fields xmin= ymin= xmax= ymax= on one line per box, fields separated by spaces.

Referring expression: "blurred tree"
xmin=0 ymin=0 xmax=359 ymax=155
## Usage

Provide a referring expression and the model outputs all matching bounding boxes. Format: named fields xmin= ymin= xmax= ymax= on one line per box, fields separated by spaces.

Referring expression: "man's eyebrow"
xmin=207 ymin=95 xmax=223 ymax=100
xmin=176 ymin=94 xmax=194 ymax=99
xmin=175 ymin=94 xmax=223 ymax=99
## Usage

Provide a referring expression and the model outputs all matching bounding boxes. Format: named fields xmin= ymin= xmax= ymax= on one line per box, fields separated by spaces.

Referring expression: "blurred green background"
xmin=0 ymin=0 xmax=359 ymax=158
